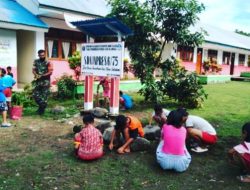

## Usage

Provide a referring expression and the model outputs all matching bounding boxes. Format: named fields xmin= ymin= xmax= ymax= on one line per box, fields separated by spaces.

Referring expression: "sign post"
xmin=81 ymin=42 xmax=124 ymax=114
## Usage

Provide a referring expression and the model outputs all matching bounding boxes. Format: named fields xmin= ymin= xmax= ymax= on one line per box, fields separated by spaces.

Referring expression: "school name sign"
xmin=81 ymin=42 xmax=124 ymax=77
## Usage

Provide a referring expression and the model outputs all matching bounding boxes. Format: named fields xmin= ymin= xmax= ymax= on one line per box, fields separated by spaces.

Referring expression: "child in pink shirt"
xmin=156 ymin=110 xmax=191 ymax=172
xmin=74 ymin=114 xmax=103 ymax=160
xmin=97 ymin=77 xmax=110 ymax=107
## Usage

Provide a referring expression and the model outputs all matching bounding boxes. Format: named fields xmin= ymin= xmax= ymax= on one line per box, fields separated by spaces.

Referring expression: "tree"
xmin=108 ymin=0 xmax=207 ymax=107
xmin=235 ymin=29 xmax=250 ymax=37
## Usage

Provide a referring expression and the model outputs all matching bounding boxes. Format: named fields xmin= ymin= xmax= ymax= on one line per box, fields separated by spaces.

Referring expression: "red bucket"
xmin=11 ymin=106 xmax=23 ymax=120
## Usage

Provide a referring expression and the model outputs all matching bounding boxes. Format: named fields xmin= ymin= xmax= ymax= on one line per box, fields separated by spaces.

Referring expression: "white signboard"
xmin=81 ymin=42 xmax=124 ymax=77
xmin=0 ymin=29 xmax=17 ymax=67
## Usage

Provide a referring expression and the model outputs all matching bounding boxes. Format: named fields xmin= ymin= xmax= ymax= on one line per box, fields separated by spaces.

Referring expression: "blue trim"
xmin=71 ymin=17 xmax=133 ymax=37
xmin=0 ymin=0 xmax=48 ymax=29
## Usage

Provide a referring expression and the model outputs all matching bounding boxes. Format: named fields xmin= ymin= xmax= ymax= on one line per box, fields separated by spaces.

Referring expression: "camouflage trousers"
xmin=32 ymin=79 xmax=50 ymax=108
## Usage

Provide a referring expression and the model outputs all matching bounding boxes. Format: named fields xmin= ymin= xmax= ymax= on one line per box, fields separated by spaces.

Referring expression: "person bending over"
xmin=109 ymin=115 xmax=144 ymax=154
xmin=178 ymin=108 xmax=217 ymax=153
xmin=119 ymin=91 xmax=133 ymax=110
xmin=151 ymin=104 xmax=170 ymax=128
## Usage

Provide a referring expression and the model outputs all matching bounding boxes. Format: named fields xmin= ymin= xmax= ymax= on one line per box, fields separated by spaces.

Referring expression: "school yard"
xmin=0 ymin=81 xmax=250 ymax=190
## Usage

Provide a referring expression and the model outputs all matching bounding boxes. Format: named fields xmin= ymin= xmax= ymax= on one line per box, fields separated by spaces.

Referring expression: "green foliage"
xmin=159 ymin=58 xmax=207 ymax=108
xmin=240 ymin=72 xmax=250 ymax=78
xmin=235 ymin=29 xmax=250 ymax=37
xmin=67 ymin=51 xmax=81 ymax=70
xmin=56 ymin=75 xmax=76 ymax=99
xmin=67 ymin=51 xmax=81 ymax=81
xmin=12 ymin=84 xmax=35 ymax=107
xmin=108 ymin=0 xmax=207 ymax=107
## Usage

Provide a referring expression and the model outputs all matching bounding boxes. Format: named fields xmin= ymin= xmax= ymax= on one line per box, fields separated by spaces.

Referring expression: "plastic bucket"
xmin=11 ymin=106 xmax=23 ymax=120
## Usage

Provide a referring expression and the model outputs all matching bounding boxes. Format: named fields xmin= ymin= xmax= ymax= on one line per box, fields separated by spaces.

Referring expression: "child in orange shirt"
xmin=109 ymin=115 xmax=144 ymax=154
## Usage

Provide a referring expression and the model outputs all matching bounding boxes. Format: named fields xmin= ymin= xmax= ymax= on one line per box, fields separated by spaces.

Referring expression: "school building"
xmin=170 ymin=23 xmax=250 ymax=75
xmin=1 ymin=0 xmax=250 ymax=88
xmin=0 ymin=0 xmax=108 ymax=87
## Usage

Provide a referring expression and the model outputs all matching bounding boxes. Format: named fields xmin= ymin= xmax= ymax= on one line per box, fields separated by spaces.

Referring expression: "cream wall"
xmin=17 ymin=30 xmax=45 ymax=86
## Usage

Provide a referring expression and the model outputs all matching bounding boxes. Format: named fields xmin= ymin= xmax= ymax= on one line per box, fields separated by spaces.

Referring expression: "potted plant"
xmin=11 ymin=91 xmax=25 ymax=120
xmin=11 ymin=84 xmax=34 ymax=120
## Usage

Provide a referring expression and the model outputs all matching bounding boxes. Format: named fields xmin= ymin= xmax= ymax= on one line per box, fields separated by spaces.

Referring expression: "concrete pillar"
xmin=193 ymin=47 xmax=197 ymax=63
xmin=109 ymin=77 xmax=120 ymax=115
xmin=84 ymin=75 xmax=94 ymax=110
xmin=244 ymin=54 xmax=248 ymax=66
xmin=196 ymin=52 xmax=202 ymax=74
xmin=234 ymin=53 xmax=239 ymax=66
xmin=17 ymin=30 xmax=45 ymax=86
xmin=202 ymin=49 xmax=208 ymax=63
xmin=217 ymin=50 xmax=223 ymax=65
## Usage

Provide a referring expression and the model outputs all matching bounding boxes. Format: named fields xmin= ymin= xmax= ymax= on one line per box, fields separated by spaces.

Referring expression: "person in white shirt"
xmin=151 ymin=104 xmax=170 ymax=128
xmin=177 ymin=108 xmax=217 ymax=153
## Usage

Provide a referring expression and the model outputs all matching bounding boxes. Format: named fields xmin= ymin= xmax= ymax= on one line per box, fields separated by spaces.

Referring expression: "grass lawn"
xmin=0 ymin=81 xmax=250 ymax=190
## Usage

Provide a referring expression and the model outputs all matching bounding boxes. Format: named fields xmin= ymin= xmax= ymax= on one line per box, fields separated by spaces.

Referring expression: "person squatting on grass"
xmin=151 ymin=104 xmax=170 ymax=128
xmin=74 ymin=114 xmax=104 ymax=160
xmin=228 ymin=122 xmax=250 ymax=183
xmin=109 ymin=115 xmax=144 ymax=154
xmin=177 ymin=108 xmax=217 ymax=153
xmin=156 ymin=110 xmax=191 ymax=172
xmin=119 ymin=90 xmax=133 ymax=110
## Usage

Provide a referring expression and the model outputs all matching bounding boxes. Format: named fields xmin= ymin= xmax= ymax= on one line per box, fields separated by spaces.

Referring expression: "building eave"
xmin=38 ymin=4 xmax=104 ymax=18
xmin=0 ymin=21 xmax=48 ymax=32
xmin=205 ymin=40 xmax=250 ymax=52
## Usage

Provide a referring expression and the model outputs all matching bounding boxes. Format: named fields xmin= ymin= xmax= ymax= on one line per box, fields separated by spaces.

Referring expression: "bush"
xmin=240 ymin=72 xmax=250 ymax=78
xmin=12 ymin=84 xmax=35 ymax=107
xmin=56 ymin=75 xmax=76 ymax=99
xmin=159 ymin=58 xmax=207 ymax=108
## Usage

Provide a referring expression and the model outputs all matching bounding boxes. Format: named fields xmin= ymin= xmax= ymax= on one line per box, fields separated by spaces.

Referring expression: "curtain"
xmin=62 ymin=42 xmax=70 ymax=59
xmin=47 ymin=40 xmax=53 ymax=58
xmin=76 ymin=43 xmax=82 ymax=54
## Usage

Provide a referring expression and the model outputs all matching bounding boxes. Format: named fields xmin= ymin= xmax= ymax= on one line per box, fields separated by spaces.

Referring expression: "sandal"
xmin=237 ymin=175 xmax=250 ymax=183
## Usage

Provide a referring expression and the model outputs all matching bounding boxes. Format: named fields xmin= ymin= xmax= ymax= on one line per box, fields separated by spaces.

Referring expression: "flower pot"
xmin=11 ymin=105 xmax=23 ymax=120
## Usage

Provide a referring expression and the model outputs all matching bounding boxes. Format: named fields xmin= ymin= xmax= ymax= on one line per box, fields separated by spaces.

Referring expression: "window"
xmin=239 ymin=54 xmax=245 ymax=65
xmin=222 ymin=51 xmax=231 ymax=65
xmin=177 ymin=46 xmax=194 ymax=61
xmin=208 ymin=49 xmax=217 ymax=60
xmin=45 ymin=28 xmax=85 ymax=60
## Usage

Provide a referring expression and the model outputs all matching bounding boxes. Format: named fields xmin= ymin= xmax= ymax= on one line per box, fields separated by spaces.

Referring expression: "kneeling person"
xmin=74 ymin=114 xmax=103 ymax=160
xmin=109 ymin=115 xmax=144 ymax=154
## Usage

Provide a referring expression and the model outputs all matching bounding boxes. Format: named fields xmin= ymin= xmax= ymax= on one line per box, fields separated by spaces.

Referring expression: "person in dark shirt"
xmin=6 ymin=66 xmax=13 ymax=78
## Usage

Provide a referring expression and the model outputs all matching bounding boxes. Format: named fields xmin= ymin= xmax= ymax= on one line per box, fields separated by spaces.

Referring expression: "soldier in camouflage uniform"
xmin=32 ymin=49 xmax=53 ymax=115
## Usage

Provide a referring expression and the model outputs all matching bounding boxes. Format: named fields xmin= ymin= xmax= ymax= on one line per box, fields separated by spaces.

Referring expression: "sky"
xmin=198 ymin=0 xmax=250 ymax=32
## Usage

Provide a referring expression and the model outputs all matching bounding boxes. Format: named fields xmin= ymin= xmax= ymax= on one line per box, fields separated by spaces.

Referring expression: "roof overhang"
xmin=0 ymin=21 xmax=48 ymax=32
xmin=71 ymin=17 xmax=133 ymax=38
xmin=40 ymin=16 xmax=80 ymax=32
